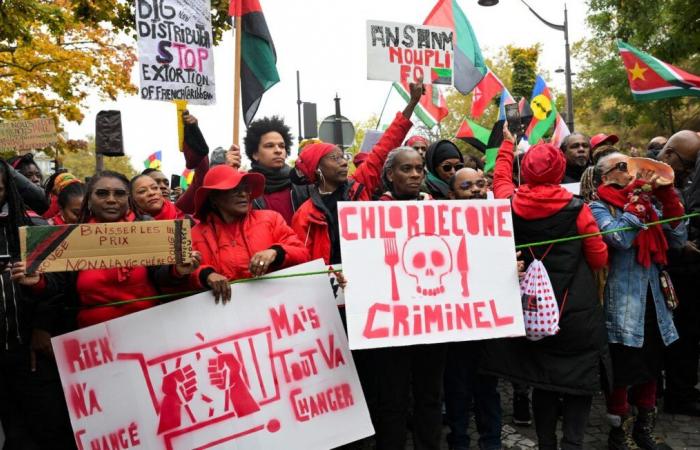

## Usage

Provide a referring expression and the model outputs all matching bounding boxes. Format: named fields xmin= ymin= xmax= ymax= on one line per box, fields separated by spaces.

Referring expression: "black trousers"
xmin=532 ymin=388 xmax=592 ymax=450
xmin=0 ymin=346 xmax=75 ymax=450
xmin=372 ymin=344 xmax=447 ymax=450
xmin=665 ymin=274 xmax=700 ymax=401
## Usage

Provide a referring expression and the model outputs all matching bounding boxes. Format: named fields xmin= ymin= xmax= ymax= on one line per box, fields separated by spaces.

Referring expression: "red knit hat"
xmin=405 ymin=135 xmax=429 ymax=147
xmin=521 ymin=143 xmax=566 ymax=185
xmin=194 ymin=165 xmax=265 ymax=217
xmin=295 ymin=142 xmax=337 ymax=183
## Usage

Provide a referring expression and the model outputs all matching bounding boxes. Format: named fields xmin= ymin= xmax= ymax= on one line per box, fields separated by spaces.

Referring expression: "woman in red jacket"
xmin=190 ymin=165 xmax=310 ymax=304
xmin=130 ymin=174 xmax=186 ymax=220
xmin=291 ymin=81 xmax=424 ymax=265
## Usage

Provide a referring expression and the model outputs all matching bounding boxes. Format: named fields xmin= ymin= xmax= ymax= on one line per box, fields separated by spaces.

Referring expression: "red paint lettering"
xmin=490 ymin=299 xmax=515 ymax=326
xmin=363 ymin=303 xmax=390 ymax=339
xmin=481 ymin=206 xmax=495 ymax=236
xmin=497 ymin=205 xmax=513 ymax=237
xmin=339 ymin=207 xmax=358 ymax=241
xmin=69 ymin=382 xmax=102 ymax=419
xmin=406 ymin=205 xmax=420 ymax=237
xmin=63 ymin=337 xmax=114 ymax=373
xmin=360 ymin=206 xmax=376 ymax=239
xmin=473 ymin=301 xmax=492 ymax=328
xmin=424 ymin=305 xmax=444 ymax=332
xmin=437 ymin=204 xmax=449 ymax=236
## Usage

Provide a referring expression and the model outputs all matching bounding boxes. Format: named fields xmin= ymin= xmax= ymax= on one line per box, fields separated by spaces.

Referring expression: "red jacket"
xmin=291 ymin=111 xmax=413 ymax=264
xmin=493 ymin=140 xmax=608 ymax=270
xmin=153 ymin=199 xmax=186 ymax=220
xmin=192 ymin=210 xmax=310 ymax=287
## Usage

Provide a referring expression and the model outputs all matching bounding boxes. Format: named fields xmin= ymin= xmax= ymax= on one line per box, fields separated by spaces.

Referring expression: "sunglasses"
xmin=94 ymin=189 xmax=128 ymax=199
xmin=459 ymin=179 xmax=487 ymax=190
xmin=440 ymin=163 xmax=464 ymax=172
xmin=604 ymin=161 xmax=628 ymax=175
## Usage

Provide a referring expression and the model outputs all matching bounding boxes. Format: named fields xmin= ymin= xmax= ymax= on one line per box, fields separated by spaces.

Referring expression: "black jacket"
xmin=482 ymin=198 xmax=611 ymax=395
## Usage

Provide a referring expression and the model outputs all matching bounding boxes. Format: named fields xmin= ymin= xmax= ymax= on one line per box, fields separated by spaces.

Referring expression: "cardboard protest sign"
xmin=52 ymin=260 xmax=374 ymax=450
xmin=20 ymin=219 xmax=192 ymax=273
xmin=366 ymin=20 xmax=454 ymax=85
xmin=135 ymin=0 xmax=216 ymax=104
xmin=339 ymin=200 xmax=524 ymax=350
xmin=0 ymin=118 xmax=57 ymax=151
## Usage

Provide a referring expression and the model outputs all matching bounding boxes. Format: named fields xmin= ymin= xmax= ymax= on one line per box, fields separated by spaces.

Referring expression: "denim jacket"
xmin=590 ymin=201 xmax=686 ymax=348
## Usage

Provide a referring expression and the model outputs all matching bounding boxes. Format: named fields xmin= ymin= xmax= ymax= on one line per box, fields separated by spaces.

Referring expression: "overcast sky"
xmin=63 ymin=0 xmax=590 ymax=177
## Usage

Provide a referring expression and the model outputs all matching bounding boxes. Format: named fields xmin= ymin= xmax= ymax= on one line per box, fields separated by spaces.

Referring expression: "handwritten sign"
xmin=366 ymin=20 xmax=454 ymax=85
xmin=0 ymin=118 xmax=57 ymax=151
xmin=135 ymin=0 xmax=216 ymax=104
xmin=339 ymin=200 xmax=524 ymax=350
xmin=52 ymin=260 xmax=374 ymax=450
xmin=20 ymin=219 xmax=192 ymax=273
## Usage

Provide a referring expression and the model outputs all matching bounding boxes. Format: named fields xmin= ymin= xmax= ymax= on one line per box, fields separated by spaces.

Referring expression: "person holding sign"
xmin=24 ymin=171 xmax=200 ymax=328
xmin=482 ymin=125 xmax=609 ymax=450
xmin=291 ymin=80 xmax=424 ymax=265
xmin=188 ymin=165 xmax=310 ymax=304
xmin=371 ymin=146 xmax=446 ymax=450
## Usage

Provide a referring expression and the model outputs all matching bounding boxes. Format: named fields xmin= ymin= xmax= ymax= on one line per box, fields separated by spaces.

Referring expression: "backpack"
xmin=520 ymin=245 xmax=568 ymax=341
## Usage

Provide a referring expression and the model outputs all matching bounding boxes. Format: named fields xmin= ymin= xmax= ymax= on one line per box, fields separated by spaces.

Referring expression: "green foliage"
xmin=61 ymin=136 xmax=137 ymax=180
xmin=507 ymin=45 xmax=540 ymax=100
xmin=573 ymin=0 xmax=700 ymax=141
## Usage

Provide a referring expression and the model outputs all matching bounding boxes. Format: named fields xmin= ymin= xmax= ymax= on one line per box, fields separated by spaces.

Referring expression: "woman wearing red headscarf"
xmin=189 ymin=165 xmax=310 ymax=303
xmin=483 ymin=124 xmax=609 ymax=450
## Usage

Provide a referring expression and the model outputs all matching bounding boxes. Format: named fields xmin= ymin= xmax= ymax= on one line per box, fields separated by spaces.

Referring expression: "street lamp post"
xmin=479 ymin=0 xmax=575 ymax=131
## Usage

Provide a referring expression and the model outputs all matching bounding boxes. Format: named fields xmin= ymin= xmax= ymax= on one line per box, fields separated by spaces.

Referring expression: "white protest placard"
xmin=52 ymin=260 xmax=373 ymax=450
xmin=366 ymin=20 xmax=454 ymax=85
xmin=562 ymin=182 xmax=581 ymax=196
xmin=0 ymin=118 xmax=57 ymax=151
xmin=135 ymin=0 xmax=216 ymax=104
xmin=339 ymin=200 xmax=524 ymax=350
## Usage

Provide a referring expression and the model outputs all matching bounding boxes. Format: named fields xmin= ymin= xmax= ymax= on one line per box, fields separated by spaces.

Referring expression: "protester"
xmin=9 ymin=153 xmax=43 ymax=187
xmin=372 ymin=145 xmax=445 ymax=450
xmin=4 ymin=155 xmax=48 ymax=214
xmin=405 ymin=135 xmax=429 ymax=159
xmin=188 ymin=165 xmax=310 ymax=304
xmin=422 ymin=140 xmax=464 ymax=199
xmin=560 ymin=133 xmax=591 ymax=182
xmin=444 ymin=166 xmax=503 ymax=450
xmin=43 ymin=171 xmax=79 ymax=219
xmin=142 ymin=167 xmax=171 ymax=198
xmin=590 ymin=133 xmax=619 ymax=153
xmin=291 ymin=81 xmax=423 ymax=265
xmin=130 ymin=174 xmax=185 ymax=220
xmin=0 ymin=160 xmax=75 ymax=449
xmin=590 ymin=152 xmax=686 ymax=449
xmin=379 ymin=147 xmax=429 ymax=200
xmin=48 ymin=181 xmax=85 ymax=225
xmin=647 ymin=136 xmax=668 ymax=160
xmin=463 ymin=154 xmax=485 ymax=171
xmin=244 ymin=116 xmax=311 ymax=225
xmin=657 ymin=131 xmax=700 ymax=416
xmin=483 ymin=124 xmax=609 ymax=450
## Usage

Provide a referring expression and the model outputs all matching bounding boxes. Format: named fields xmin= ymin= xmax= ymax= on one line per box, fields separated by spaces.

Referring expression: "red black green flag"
xmin=617 ymin=40 xmax=700 ymax=101
xmin=456 ymin=119 xmax=491 ymax=153
xmin=230 ymin=0 xmax=280 ymax=126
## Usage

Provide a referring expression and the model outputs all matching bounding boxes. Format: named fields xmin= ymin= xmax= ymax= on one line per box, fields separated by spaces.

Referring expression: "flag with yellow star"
xmin=618 ymin=40 xmax=700 ymax=101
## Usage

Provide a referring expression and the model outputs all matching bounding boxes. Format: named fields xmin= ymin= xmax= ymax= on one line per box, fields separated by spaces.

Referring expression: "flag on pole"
xmin=181 ymin=169 xmax=194 ymax=189
xmin=550 ymin=113 xmax=571 ymax=149
xmin=456 ymin=119 xmax=491 ymax=153
xmin=424 ymin=0 xmax=487 ymax=94
xmin=144 ymin=151 xmax=162 ymax=170
xmin=392 ymin=81 xmax=448 ymax=129
xmin=526 ymin=76 xmax=557 ymax=145
xmin=617 ymin=40 xmax=700 ymax=101
xmin=470 ymin=70 xmax=504 ymax=117
xmin=230 ymin=0 xmax=280 ymax=126
xmin=497 ymin=87 xmax=516 ymax=121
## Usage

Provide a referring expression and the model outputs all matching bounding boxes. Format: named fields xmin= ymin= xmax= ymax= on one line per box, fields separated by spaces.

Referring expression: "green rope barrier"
xmin=68 ymin=212 xmax=698 ymax=310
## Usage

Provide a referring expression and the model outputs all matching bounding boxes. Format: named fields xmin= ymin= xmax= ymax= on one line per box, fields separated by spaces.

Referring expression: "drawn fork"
xmin=384 ymin=238 xmax=400 ymax=301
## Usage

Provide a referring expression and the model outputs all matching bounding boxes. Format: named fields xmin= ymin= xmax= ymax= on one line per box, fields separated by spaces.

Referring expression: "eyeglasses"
xmin=94 ymin=189 xmax=128 ymax=199
xmin=604 ymin=161 xmax=628 ymax=175
xmin=325 ymin=152 xmax=352 ymax=163
xmin=440 ymin=163 xmax=465 ymax=172
xmin=458 ymin=179 xmax=487 ymax=190
xmin=568 ymin=142 xmax=590 ymax=149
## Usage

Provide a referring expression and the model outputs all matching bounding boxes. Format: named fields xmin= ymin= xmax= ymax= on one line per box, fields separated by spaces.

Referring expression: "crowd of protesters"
xmin=1 ymin=80 xmax=699 ymax=450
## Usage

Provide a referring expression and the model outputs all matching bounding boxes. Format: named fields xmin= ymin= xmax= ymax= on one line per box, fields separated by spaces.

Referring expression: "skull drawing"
xmin=402 ymin=234 xmax=453 ymax=297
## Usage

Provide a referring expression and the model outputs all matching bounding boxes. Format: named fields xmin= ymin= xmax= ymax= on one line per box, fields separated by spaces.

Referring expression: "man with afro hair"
xmin=244 ymin=115 xmax=311 ymax=224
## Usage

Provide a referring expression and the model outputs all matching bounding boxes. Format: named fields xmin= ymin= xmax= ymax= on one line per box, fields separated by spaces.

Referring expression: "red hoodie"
xmin=493 ymin=140 xmax=608 ymax=271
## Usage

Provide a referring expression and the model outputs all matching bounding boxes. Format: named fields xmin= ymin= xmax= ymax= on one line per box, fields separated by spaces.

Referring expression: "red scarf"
xmin=597 ymin=182 xmax=668 ymax=267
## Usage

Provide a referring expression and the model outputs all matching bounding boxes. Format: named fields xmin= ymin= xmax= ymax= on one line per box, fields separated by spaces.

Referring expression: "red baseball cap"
xmin=590 ymin=133 xmax=619 ymax=150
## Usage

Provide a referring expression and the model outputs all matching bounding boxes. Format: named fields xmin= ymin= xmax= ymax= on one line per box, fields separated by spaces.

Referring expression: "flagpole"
xmin=233 ymin=15 xmax=243 ymax=145
xmin=375 ymin=86 xmax=393 ymax=130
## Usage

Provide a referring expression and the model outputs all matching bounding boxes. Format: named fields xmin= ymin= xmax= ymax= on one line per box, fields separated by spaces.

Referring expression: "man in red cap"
xmin=483 ymin=123 xmax=608 ymax=450
xmin=590 ymin=133 xmax=619 ymax=152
